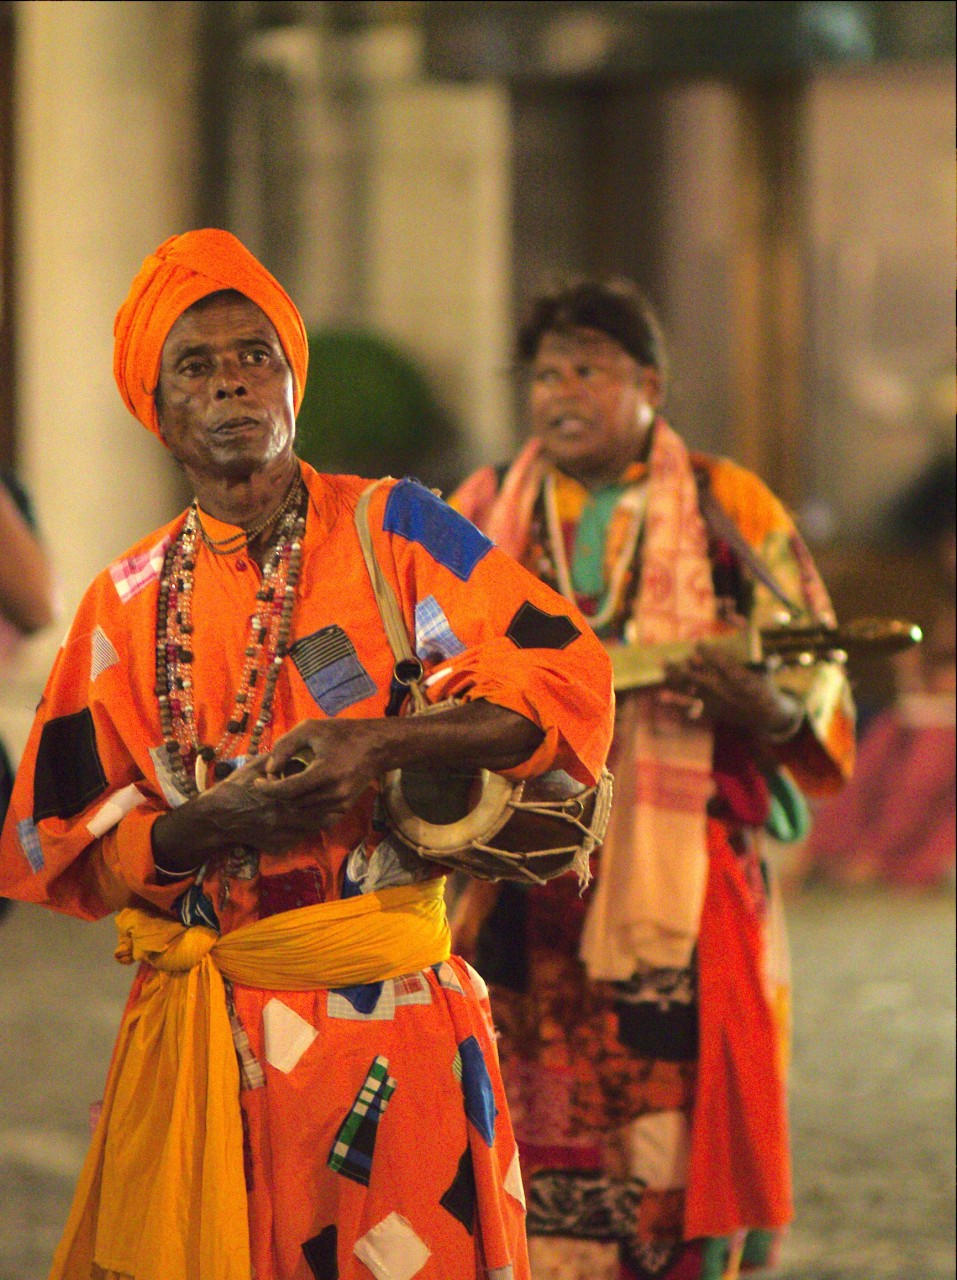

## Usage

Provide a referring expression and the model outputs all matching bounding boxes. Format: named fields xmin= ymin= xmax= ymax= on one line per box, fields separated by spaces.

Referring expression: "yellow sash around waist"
xmin=48 ymin=878 xmax=450 ymax=1280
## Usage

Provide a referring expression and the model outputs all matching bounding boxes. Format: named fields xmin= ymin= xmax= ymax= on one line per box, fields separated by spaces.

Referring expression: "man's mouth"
xmin=549 ymin=414 xmax=591 ymax=438
xmin=213 ymin=416 xmax=260 ymax=434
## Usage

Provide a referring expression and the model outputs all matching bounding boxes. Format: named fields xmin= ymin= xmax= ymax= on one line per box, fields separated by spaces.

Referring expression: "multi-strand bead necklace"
xmin=155 ymin=475 xmax=307 ymax=799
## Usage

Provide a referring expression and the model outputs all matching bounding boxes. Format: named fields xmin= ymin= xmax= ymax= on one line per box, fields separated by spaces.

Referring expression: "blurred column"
xmin=5 ymin=0 xmax=198 ymax=751
xmin=363 ymin=68 xmax=515 ymax=470
xmin=727 ymin=78 xmax=807 ymax=510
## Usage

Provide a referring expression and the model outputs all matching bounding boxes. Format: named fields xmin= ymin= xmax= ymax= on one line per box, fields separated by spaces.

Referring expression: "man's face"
xmin=156 ymin=292 xmax=296 ymax=484
xmin=529 ymin=328 xmax=660 ymax=480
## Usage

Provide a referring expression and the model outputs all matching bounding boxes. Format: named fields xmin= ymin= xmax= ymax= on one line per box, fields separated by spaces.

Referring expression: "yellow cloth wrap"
xmin=48 ymin=879 xmax=450 ymax=1280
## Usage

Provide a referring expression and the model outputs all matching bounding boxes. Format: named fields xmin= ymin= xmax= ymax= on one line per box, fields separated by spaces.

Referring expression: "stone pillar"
xmin=2 ymin=0 xmax=198 ymax=755
xmin=363 ymin=76 xmax=516 ymax=471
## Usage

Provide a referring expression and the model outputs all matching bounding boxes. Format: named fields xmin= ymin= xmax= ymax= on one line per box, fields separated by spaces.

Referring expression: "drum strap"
xmin=354 ymin=480 xmax=429 ymax=714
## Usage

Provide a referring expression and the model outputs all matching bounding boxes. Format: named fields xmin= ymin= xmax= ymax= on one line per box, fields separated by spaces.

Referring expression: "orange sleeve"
xmin=702 ymin=454 xmax=856 ymax=791
xmin=0 ymin=552 xmax=192 ymax=918
xmin=367 ymin=479 xmax=615 ymax=784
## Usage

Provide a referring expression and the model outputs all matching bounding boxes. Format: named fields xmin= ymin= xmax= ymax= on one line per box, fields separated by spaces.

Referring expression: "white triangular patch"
xmin=90 ymin=626 xmax=120 ymax=682
xmin=434 ymin=961 xmax=463 ymax=994
xmin=262 ymin=998 xmax=317 ymax=1074
xmin=353 ymin=1212 xmax=431 ymax=1280
xmin=465 ymin=961 xmax=489 ymax=1003
xmin=503 ymin=1147 xmax=526 ymax=1209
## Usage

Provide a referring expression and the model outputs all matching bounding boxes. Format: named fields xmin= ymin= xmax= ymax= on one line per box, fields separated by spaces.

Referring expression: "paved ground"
xmin=0 ymin=887 xmax=953 ymax=1280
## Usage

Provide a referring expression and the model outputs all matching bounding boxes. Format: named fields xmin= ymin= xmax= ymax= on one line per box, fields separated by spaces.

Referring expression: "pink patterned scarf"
xmin=453 ymin=421 xmax=718 ymax=973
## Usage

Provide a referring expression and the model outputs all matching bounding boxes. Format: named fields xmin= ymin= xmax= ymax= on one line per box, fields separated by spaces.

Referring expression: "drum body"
xmin=380 ymin=766 xmax=614 ymax=885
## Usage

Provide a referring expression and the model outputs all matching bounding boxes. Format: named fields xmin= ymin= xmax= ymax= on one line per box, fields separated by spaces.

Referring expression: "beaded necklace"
xmin=155 ymin=477 xmax=307 ymax=799
xmin=194 ymin=474 xmax=305 ymax=556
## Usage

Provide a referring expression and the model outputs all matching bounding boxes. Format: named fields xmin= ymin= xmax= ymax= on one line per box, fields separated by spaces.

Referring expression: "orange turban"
xmin=113 ymin=228 xmax=309 ymax=440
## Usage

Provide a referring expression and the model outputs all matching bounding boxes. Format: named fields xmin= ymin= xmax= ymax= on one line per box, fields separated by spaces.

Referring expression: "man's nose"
xmin=553 ymin=370 xmax=584 ymax=397
xmin=213 ymin=358 xmax=248 ymax=398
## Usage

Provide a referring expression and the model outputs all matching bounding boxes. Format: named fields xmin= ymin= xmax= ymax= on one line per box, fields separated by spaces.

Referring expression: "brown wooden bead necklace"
xmin=155 ymin=476 xmax=307 ymax=799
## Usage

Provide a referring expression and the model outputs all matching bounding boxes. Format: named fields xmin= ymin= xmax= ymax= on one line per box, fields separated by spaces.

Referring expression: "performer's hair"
xmin=516 ymin=277 xmax=667 ymax=381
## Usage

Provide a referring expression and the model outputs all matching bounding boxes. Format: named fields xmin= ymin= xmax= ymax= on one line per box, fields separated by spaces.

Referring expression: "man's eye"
xmin=534 ymin=369 xmax=559 ymax=385
xmin=243 ymin=349 xmax=270 ymax=365
xmin=179 ymin=361 xmax=207 ymax=377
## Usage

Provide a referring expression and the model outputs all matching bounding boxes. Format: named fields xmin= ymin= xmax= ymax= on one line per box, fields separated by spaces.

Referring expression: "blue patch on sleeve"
xmin=16 ymin=818 xmax=43 ymax=872
xmin=458 ymin=1034 xmax=497 ymax=1146
xmin=383 ymin=480 xmax=492 ymax=582
xmin=415 ymin=595 xmax=467 ymax=663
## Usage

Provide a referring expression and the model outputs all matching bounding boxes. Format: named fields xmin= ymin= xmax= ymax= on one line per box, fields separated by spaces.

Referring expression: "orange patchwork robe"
xmin=0 ymin=462 xmax=614 ymax=1280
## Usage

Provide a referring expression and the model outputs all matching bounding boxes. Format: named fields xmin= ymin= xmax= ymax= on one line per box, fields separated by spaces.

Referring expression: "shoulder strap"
xmin=354 ymin=480 xmax=428 ymax=712
xmin=694 ymin=467 xmax=803 ymax=617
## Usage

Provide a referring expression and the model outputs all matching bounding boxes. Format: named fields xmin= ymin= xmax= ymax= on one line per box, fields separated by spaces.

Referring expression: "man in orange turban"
xmin=0 ymin=230 xmax=614 ymax=1280
xmin=113 ymin=227 xmax=309 ymax=439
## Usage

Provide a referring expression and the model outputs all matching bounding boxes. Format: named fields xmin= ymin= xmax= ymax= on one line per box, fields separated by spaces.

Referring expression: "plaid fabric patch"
xmin=328 ymin=1055 xmax=396 ymax=1186
xmin=16 ymin=818 xmax=43 ymax=872
xmin=433 ymin=961 xmax=464 ymax=995
xmin=328 ymin=981 xmax=392 ymax=1022
xmin=109 ymin=534 xmax=173 ymax=604
xmin=414 ymin=595 xmax=466 ymax=663
xmin=327 ymin=973 xmax=433 ymax=1022
xmin=392 ymin=972 xmax=432 ymax=1006
xmin=225 ymin=979 xmax=265 ymax=1091
xmin=290 ymin=625 xmax=376 ymax=716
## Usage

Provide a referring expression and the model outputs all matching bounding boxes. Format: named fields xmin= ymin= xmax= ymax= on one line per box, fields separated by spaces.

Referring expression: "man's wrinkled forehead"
xmin=161 ymin=291 xmax=283 ymax=363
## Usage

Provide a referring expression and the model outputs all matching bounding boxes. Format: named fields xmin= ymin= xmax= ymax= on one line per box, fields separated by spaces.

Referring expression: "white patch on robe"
xmin=90 ymin=626 xmax=120 ymax=683
xmin=86 ymin=784 xmax=146 ymax=838
xmin=353 ymin=1212 xmax=431 ymax=1280
xmin=503 ymin=1147 xmax=526 ymax=1210
xmin=262 ymin=998 xmax=318 ymax=1074
xmin=624 ymin=1109 xmax=690 ymax=1190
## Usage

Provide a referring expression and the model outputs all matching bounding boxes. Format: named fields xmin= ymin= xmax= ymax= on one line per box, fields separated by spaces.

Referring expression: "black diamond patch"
xmin=33 ymin=708 xmax=108 ymax=821
xmin=506 ymin=601 xmax=581 ymax=651
xmin=440 ymin=1147 xmax=477 ymax=1234
xmin=302 ymin=1224 xmax=338 ymax=1279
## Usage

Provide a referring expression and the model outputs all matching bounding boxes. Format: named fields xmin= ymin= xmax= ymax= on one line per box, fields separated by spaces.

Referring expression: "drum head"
xmin=383 ymin=767 xmax=515 ymax=855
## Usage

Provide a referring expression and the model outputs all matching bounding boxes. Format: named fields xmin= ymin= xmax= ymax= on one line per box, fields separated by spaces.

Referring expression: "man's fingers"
xmin=256 ymin=763 xmax=329 ymax=800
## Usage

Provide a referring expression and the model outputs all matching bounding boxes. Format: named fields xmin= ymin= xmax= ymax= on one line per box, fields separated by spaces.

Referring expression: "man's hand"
xmin=663 ymin=642 xmax=803 ymax=738
xmin=150 ymin=701 xmax=543 ymax=879
xmin=151 ymin=742 xmax=369 ymax=878
xmin=257 ymin=718 xmax=390 ymax=828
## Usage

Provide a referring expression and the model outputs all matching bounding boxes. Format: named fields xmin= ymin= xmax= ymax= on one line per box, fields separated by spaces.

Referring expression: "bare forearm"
xmin=150 ymin=795 xmax=242 ymax=878
xmin=357 ymin=701 xmax=544 ymax=776
xmin=0 ymin=486 xmax=57 ymax=633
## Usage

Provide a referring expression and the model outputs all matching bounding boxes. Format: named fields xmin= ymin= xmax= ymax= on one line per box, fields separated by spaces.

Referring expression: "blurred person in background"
xmin=796 ymin=453 xmax=955 ymax=890
xmin=0 ymin=469 xmax=57 ymax=921
xmin=0 ymin=230 xmax=614 ymax=1280
xmin=450 ymin=279 xmax=855 ymax=1280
